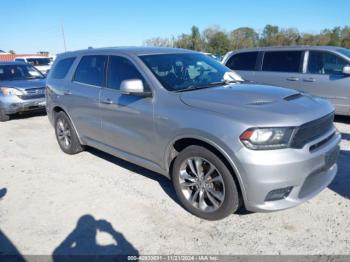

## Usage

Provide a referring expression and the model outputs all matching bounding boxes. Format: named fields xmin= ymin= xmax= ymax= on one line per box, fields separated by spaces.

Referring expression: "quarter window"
xmin=74 ymin=55 xmax=107 ymax=86
xmin=51 ymin=57 xmax=75 ymax=79
xmin=107 ymin=56 xmax=147 ymax=90
xmin=262 ymin=51 xmax=302 ymax=73
xmin=225 ymin=52 xmax=258 ymax=71
xmin=307 ymin=51 xmax=349 ymax=75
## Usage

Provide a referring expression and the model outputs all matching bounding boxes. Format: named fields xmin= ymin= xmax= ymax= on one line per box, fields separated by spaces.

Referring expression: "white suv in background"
xmin=15 ymin=56 xmax=52 ymax=75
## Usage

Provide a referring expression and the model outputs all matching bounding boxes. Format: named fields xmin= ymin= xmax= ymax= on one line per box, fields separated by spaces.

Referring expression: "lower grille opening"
xmin=265 ymin=187 xmax=293 ymax=201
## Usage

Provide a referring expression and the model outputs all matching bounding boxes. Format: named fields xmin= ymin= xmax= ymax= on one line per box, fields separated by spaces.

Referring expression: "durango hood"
xmin=179 ymin=83 xmax=334 ymax=126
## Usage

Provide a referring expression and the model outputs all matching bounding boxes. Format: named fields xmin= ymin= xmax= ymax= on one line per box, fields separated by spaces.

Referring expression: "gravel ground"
xmin=0 ymin=113 xmax=349 ymax=256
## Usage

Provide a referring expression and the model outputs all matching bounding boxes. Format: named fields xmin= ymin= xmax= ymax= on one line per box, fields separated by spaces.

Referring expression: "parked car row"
xmin=0 ymin=61 xmax=46 ymax=121
xmin=41 ymin=46 xmax=341 ymax=220
xmin=222 ymin=46 xmax=350 ymax=116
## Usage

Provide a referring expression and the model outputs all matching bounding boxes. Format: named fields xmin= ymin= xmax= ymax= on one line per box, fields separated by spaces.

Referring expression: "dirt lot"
xmin=0 ymin=113 xmax=349 ymax=256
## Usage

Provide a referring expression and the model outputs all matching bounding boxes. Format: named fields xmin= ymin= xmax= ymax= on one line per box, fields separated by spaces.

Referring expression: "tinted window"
xmin=107 ymin=56 xmax=147 ymax=90
xmin=226 ymin=52 xmax=258 ymax=71
xmin=307 ymin=51 xmax=349 ymax=75
xmin=51 ymin=57 xmax=75 ymax=79
xmin=74 ymin=55 xmax=107 ymax=86
xmin=262 ymin=51 xmax=302 ymax=73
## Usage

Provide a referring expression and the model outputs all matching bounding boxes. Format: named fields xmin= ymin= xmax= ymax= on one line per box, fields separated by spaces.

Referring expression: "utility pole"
xmin=61 ymin=23 xmax=67 ymax=52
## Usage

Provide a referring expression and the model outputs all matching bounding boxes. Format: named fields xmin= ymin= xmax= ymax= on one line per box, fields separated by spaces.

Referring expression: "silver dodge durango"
xmin=46 ymin=47 xmax=341 ymax=220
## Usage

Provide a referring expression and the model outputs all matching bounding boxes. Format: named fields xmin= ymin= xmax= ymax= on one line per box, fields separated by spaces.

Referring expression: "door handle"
xmin=303 ymin=78 xmax=316 ymax=82
xmin=101 ymin=98 xmax=113 ymax=105
xmin=63 ymin=90 xmax=72 ymax=95
xmin=286 ymin=77 xmax=299 ymax=81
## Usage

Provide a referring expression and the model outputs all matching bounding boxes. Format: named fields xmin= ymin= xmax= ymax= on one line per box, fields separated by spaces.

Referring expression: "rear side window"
xmin=307 ymin=51 xmax=349 ymax=75
xmin=74 ymin=55 xmax=107 ymax=86
xmin=262 ymin=51 xmax=302 ymax=73
xmin=51 ymin=57 xmax=75 ymax=79
xmin=225 ymin=52 xmax=258 ymax=71
xmin=107 ymin=56 xmax=147 ymax=90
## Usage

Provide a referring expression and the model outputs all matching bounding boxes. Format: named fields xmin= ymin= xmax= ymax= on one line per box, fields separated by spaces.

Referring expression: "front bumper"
xmin=0 ymin=95 xmax=46 ymax=115
xmin=235 ymin=127 xmax=341 ymax=212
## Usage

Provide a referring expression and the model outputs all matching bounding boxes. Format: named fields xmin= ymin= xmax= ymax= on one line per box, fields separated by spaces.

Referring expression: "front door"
xmin=301 ymin=50 xmax=350 ymax=114
xmin=99 ymin=55 xmax=156 ymax=162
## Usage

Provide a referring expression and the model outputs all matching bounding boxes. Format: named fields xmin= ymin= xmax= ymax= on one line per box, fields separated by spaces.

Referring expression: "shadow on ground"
xmin=329 ymin=149 xmax=350 ymax=199
xmin=53 ymin=215 xmax=139 ymax=262
xmin=87 ymin=148 xmax=179 ymax=206
xmin=9 ymin=110 xmax=46 ymax=121
xmin=0 ymin=231 xmax=25 ymax=262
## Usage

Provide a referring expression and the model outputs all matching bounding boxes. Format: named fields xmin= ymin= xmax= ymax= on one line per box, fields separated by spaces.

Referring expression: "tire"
xmin=55 ymin=111 xmax=84 ymax=154
xmin=172 ymin=145 xmax=240 ymax=220
xmin=0 ymin=109 xmax=10 ymax=122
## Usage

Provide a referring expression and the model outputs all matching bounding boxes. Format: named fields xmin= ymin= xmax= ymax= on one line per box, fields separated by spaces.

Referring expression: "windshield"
xmin=0 ymin=64 xmax=45 ymax=81
xmin=140 ymin=53 xmax=240 ymax=92
xmin=337 ymin=48 xmax=350 ymax=59
xmin=27 ymin=58 xmax=51 ymax=66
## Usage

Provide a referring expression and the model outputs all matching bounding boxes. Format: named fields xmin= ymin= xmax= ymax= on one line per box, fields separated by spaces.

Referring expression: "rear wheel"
xmin=172 ymin=145 xmax=240 ymax=220
xmin=0 ymin=110 xmax=10 ymax=122
xmin=55 ymin=111 xmax=84 ymax=154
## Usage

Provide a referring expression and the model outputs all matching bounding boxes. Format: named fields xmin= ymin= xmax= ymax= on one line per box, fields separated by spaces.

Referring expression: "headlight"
xmin=240 ymin=127 xmax=295 ymax=150
xmin=0 ymin=87 xmax=24 ymax=96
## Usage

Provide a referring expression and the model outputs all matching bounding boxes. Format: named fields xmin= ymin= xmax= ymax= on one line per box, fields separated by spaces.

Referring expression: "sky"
xmin=0 ymin=0 xmax=349 ymax=54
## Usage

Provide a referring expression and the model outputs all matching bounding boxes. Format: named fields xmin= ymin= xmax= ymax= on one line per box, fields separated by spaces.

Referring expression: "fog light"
xmin=265 ymin=187 xmax=293 ymax=201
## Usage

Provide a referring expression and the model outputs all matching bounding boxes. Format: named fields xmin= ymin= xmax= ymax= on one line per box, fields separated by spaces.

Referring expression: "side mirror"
xmin=120 ymin=79 xmax=152 ymax=97
xmin=342 ymin=65 xmax=350 ymax=76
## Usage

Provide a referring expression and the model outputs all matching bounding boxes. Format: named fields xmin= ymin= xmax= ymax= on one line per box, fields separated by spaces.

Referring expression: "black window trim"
xmin=304 ymin=49 xmax=350 ymax=75
xmin=260 ymin=50 xmax=304 ymax=73
xmin=72 ymin=54 xmax=108 ymax=88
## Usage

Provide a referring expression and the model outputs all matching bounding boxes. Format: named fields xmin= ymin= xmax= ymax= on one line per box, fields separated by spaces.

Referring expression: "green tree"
xmin=190 ymin=25 xmax=202 ymax=51
xmin=260 ymin=24 xmax=279 ymax=46
xmin=143 ymin=37 xmax=173 ymax=47
xmin=229 ymin=27 xmax=259 ymax=49
xmin=8 ymin=50 xmax=15 ymax=54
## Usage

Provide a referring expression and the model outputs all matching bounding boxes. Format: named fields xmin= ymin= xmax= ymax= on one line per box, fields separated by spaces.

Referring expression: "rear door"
xmin=68 ymin=54 xmax=107 ymax=141
xmin=301 ymin=50 xmax=350 ymax=114
xmin=224 ymin=51 xmax=258 ymax=81
xmin=254 ymin=50 xmax=304 ymax=90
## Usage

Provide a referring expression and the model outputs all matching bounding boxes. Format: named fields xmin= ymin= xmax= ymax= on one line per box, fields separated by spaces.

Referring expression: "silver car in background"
xmin=222 ymin=46 xmax=350 ymax=116
xmin=46 ymin=47 xmax=340 ymax=220
xmin=0 ymin=62 xmax=46 ymax=121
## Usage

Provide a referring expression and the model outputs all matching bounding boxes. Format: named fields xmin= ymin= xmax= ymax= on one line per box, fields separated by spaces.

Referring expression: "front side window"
xmin=262 ymin=51 xmax=302 ymax=73
xmin=74 ymin=55 xmax=107 ymax=86
xmin=0 ymin=64 xmax=44 ymax=81
xmin=307 ymin=51 xmax=349 ymax=75
xmin=51 ymin=57 xmax=75 ymax=79
xmin=107 ymin=56 xmax=147 ymax=90
xmin=226 ymin=52 xmax=258 ymax=71
xmin=140 ymin=53 xmax=236 ymax=92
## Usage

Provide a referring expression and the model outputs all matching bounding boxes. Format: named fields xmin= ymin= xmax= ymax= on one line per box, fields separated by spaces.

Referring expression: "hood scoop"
xmin=284 ymin=93 xmax=303 ymax=101
xmin=246 ymin=100 xmax=273 ymax=106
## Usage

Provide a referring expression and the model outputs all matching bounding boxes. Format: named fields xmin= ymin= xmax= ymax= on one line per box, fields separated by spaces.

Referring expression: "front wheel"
xmin=172 ymin=145 xmax=240 ymax=220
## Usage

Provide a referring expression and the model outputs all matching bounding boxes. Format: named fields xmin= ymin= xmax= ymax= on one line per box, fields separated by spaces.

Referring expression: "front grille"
xmin=19 ymin=87 xmax=45 ymax=100
xmin=290 ymin=113 xmax=334 ymax=149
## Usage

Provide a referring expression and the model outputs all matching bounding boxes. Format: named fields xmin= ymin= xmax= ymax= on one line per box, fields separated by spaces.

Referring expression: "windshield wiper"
xmin=176 ymin=80 xmax=239 ymax=92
